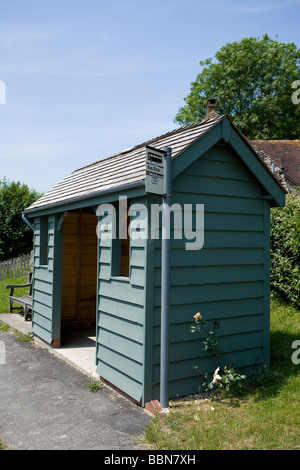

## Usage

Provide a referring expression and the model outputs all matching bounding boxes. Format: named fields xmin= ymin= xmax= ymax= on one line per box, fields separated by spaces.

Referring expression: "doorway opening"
xmin=60 ymin=207 xmax=98 ymax=367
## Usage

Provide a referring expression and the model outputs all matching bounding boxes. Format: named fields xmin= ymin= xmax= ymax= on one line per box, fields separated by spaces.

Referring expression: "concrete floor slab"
xmin=0 ymin=313 xmax=98 ymax=378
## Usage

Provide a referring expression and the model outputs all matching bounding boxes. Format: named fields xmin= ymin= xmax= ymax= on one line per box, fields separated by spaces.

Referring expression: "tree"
xmin=175 ymin=34 xmax=300 ymax=139
xmin=0 ymin=178 xmax=41 ymax=261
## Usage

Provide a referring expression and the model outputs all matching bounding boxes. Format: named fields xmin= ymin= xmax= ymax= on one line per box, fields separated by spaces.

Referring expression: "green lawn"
xmin=0 ymin=276 xmax=28 ymax=314
xmin=144 ymin=296 xmax=300 ymax=450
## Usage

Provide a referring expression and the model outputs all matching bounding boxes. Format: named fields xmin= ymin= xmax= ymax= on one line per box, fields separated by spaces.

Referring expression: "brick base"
xmin=145 ymin=400 xmax=162 ymax=415
xmin=52 ymin=337 xmax=61 ymax=348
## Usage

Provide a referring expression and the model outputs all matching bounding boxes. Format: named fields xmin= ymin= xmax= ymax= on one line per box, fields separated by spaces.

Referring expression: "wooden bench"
xmin=5 ymin=283 xmax=33 ymax=321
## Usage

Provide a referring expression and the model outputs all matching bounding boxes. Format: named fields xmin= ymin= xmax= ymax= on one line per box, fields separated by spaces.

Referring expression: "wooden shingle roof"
xmin=25 ymin=114 xmax=287 ymax=213
xmin=25 ymin=116 xmax=224 ymax=212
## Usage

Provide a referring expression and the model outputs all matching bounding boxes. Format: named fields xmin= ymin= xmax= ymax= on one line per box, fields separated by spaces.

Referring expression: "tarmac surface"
xmin=0 ymin=315 xmax=152 ymax=450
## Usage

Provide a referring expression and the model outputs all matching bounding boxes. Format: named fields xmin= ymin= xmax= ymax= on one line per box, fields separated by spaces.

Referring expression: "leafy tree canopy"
xmin=175 ymin=34 xmax=300 ymax=139
xmin=0 ymin=178 xmax=42 ymax=261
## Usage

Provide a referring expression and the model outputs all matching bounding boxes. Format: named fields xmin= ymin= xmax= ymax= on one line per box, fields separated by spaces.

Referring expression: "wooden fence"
xmin=0 ymin=254 xmax=32 ymax=281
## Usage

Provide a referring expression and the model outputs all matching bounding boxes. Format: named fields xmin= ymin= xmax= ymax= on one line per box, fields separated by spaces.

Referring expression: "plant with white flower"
xmin=212 ymin=367 xmax=222 ymax=383
xmin=201 ymin=365 xmax=247 ymax=393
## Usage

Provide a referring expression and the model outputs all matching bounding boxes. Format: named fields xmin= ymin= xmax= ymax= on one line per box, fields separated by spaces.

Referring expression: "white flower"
xmin=212 ymin=367 xmax=222 ymax=383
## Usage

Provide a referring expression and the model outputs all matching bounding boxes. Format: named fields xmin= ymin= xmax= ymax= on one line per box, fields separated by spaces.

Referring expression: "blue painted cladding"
xmin=96 ymin=198 xmax=147 ymax=403
xmin=151 ymin=143 xmax=270 ymax=400
xmin=32 ymin=215 xmax=59 ymax=344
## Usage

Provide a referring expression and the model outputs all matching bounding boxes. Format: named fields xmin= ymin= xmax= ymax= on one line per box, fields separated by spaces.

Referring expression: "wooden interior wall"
xmin=61 ymin=208 xmax=98 ymax=325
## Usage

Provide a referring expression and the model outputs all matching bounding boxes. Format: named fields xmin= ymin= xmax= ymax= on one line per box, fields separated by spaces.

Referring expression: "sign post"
xmin=160 ymin=147 xmax=172 ymax=409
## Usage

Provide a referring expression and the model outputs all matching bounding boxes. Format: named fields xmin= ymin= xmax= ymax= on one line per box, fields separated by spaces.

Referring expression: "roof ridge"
xmin=72 ymin=119 xmax=222 ymax=174
xmin=252 ymin=139 xmax=300 ymax=143
xmin=25 ymin=114 xmax=290 ymax=213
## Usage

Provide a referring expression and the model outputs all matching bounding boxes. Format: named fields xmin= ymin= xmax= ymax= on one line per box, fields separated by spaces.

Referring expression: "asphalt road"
xmin=0 ymin=329 xmax=151 ymax=450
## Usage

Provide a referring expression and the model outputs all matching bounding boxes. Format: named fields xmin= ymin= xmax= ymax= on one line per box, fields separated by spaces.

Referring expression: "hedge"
xmin=270 ymin=192 xmax=300 ymax=309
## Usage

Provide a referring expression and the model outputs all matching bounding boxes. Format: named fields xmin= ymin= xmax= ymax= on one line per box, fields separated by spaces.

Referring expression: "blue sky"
xmin=1 ymin=0 xmax=300 ymax=193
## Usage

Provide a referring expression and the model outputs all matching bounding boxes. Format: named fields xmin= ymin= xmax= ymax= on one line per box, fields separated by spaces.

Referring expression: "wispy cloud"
xmin=0 ymin=25 xmax=60 ymax=47
xmin=1 ymin=48 xmax=194 ymax=79
xmin=231 ymin=0 xmax=300 ymax=13
xmin=201 ymin=0 xmax=300 ymax=14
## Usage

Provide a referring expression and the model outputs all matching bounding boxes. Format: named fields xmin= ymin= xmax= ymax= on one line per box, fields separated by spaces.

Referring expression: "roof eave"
xmin=24 ymin=180 xmax=146 ymax=217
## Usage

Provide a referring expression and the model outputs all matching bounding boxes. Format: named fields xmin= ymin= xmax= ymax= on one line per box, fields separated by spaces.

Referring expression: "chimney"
xmin=205 ymin=99 xmax=218 ymax=119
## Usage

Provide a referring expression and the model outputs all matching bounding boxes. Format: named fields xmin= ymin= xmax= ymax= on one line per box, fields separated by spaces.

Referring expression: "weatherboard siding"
xmin=96 ymin=198 xmax=147 ymax=403
xmin=32 ymin=215 xmax=62 ymax=344
xmin=151 ymin=143 xmax=269 ymax=399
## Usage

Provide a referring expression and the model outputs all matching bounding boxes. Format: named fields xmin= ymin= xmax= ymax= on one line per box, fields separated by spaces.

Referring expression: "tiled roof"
xmin=248 ymin=140 xmax=293 ymax=191
xmin=25 ymin=115 xmax=286 ymax=213
xmin=252 ymin=140 xmax=300 ymax=186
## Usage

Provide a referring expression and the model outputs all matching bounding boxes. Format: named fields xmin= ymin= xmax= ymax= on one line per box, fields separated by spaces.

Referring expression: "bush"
xmin=270 ymin=192 xmax=300 ymax=308
xmin=0 ymin=178 xmax=41 ymax=261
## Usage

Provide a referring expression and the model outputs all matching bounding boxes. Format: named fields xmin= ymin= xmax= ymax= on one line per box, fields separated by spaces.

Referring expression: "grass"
xmin=0 ymin=322 xmax=10 ymax=332
xmin=0 ymin=276 xmax=33 ymax=343
xmin=0 ymin=436 xmax=9 ymax=450
xmin=144 ymin=295 xmax=300 ymax=450
xmin=0 ymin=276 xmax=29 ymax=314
xmin=87 ymin=378 xmax=103 ymax=392
xmin=0 ymin=321 xmax=32 ymax=343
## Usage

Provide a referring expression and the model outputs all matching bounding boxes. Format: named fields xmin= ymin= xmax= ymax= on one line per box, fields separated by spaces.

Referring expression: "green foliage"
xmin=200 ymin=365 xmax=271 ymax=394
xmin=191 ymin=313 xmax=270 ymax=395
xmin=0 ymin=178 xmax=41 ymax=261
xmin=270 ymin=192 xmax=300 ymax=308
xmin=0 ymin=276 xmax=28 ymax=313
xmin=145 ymin=300 xmax=300 ymax=450
xmin=87 ymin=378 xmax=102 ymax=392
xmin=0 ymin=322 xmax=10 ymax=331
xmin=175 ymin=34 xmax=300 ymax=139
xmin=191 ymin=312 xmax=220 ymax=354
xmin=0 ymin=434 xmax=8 ymax=450
xmin=201 ymin=366 xmax=247 ymax=393
xmin=15 ymin=332 xmax=33 ymax=343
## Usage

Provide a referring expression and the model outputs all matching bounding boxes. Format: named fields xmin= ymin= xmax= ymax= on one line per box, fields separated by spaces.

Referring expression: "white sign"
xmin=145 ymin=146 xmax=165 ymax=195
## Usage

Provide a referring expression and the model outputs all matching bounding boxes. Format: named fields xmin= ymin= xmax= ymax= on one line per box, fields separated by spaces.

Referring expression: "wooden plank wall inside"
xmin=61 ymin=208 xmax=98 ymax=325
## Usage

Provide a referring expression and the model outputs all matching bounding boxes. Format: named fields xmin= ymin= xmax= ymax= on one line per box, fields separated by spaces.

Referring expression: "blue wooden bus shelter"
xmin=23 ymin=110 xmax=286 ymax=406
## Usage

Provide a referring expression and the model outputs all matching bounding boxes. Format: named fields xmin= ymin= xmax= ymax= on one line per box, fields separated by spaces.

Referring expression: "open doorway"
xmin=60 ymin=207 xmax=98 ymax=360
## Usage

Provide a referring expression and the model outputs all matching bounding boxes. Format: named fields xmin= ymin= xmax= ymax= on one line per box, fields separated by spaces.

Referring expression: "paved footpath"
xmin=0 ymin=329 xmax=151 ymax=450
